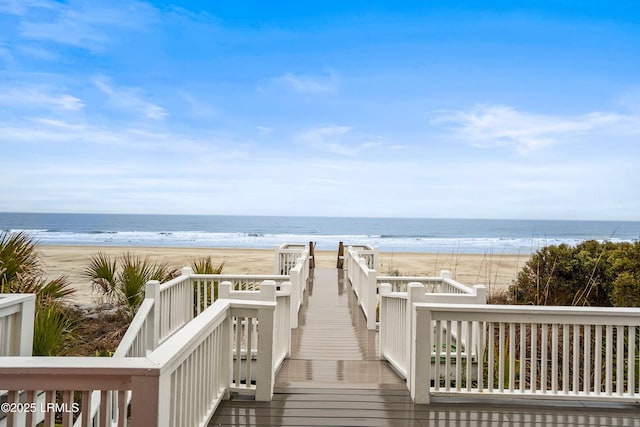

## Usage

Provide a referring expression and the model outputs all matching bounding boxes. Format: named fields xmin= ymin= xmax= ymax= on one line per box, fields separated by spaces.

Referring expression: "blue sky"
xmin=1 ymin=1 xmax=639 ymax=220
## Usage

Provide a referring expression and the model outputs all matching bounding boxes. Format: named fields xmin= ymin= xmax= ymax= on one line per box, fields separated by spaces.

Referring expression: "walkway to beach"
xmin=208 ymin=267 xmax=640 ymax=426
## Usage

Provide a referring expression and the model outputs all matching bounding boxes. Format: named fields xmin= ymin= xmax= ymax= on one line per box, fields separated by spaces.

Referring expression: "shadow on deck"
xmin=209 ymin=268 xmax=640 ymax=426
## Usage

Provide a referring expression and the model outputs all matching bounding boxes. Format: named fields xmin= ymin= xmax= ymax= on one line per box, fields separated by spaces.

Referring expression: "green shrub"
xmin=510 ymin=240 xmax=640 ymax=307
xmin=32 ymin=302 xmax=78 ymax=356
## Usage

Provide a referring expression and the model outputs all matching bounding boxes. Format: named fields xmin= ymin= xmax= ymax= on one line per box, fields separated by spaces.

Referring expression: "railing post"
xmin=289 ymin=267 xmax=300 ymax=328
xmin=131 ymin=373 xmax=161 ymax=426
xmin=260 ymin=280 xmax=276 ymax=302
xmin=372 ymin=247 xmax=379 ymax=271
xmin=180 ymin=267 xmax=194 ymax=322
xmin=256 ymin=282 xmax=276 ymax=401
xmin=411 ymin=303 xmax=431 ymax=403
xmin=406 ymin=282 xmax=425 ymax=394
xmin=219 ymin=281 xmax=232 ymax=299
xmin=367 ymin=263 xmax=378 ymax=330
xmin=16 ymin=295 xmax=35 ymax=356
xmin=274 ymin=245 xmax=282 ymax=274
xmin=473 ymin=284 xmax=487 ymax=304
xmin=440 ymin=270 xmax=452 ymax=280
xmin=145 ymin=280 xmax=160 ymax=352
xmin=378 ymin=283 xmax=392 ymax=359
xmin=471 ymin=284 xmax=487 ymax=359
xmin=280 ymin=282 xmax=292 ymax=356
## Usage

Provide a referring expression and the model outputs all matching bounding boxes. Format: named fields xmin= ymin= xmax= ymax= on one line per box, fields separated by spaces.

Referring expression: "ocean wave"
xmin=8 ymin=228 xmax=634 ymax=254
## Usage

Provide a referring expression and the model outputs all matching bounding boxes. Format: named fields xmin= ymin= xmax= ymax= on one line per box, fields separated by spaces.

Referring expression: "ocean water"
xmin=1 ymin=212 xmax=638 ymax=254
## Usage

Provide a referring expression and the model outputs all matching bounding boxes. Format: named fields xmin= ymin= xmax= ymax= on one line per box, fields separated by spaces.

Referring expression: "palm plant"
xmin=0 ymin=231 xmax=77 ymax=355
xmin=32 ymin=301 xmax=78 ymax=356
xmin=191 ymin=256 xmax=224 ymax=309
xmin=0 ymin=231 xmax=41 ymax=293
xmin=85 ymin=252 xmax=180 ymax=317
xmin=191 ymin=256 xmax=224 ymax=274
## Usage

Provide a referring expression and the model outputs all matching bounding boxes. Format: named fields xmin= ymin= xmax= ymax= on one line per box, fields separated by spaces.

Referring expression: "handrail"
xmin=345 ymin=246 xmax=377 ymax=329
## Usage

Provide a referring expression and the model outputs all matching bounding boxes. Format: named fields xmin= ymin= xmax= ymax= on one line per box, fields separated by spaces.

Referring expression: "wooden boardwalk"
xmin=209 ymin=268 xmax=640 ymax=426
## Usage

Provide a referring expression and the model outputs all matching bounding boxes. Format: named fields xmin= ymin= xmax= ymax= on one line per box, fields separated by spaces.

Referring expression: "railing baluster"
xmin=519 ymin=323 xmax=526 ymax=393
xmin=585 ymin=325 xmax=591 ymax=395
xmin=247 ymin=317 xmax=253 ymax=387
xmin=234 ymin=317 xmax=241 ymax=388
xmin=477 ymin=321 xmax=485 ymax=392
xmin=530 ymin=323 xmax=537 ymax=394
xmin=455 ymin=321 xmax=462 ymax=391
xmin=606 ymin=325 xmax=613 ymax=396
xmin=509 ymin=322 xmax=515 ymax=393
xmin=541 ymin=323 xmax=548 ymax=394
xmin=562 ymin=324 xmax=569 ymax=395
xmin=434 ymin=320 xmax=442 ymax=391
xmin=498 ymin=322 xmax=505 ymax=393
xmin=617 ymin=325 xmax=624 ymax=396
xmin=488 ymin=322 xmax=494 ymax=392
xmin=466 ymin=320 xmax=472 ymax=392
xmin=552 ymin=324 xmax=558 ymax=394
xmin=630 ymin=326 xmax=636 ymax=395
xmin=595 ymin=326 xmax=602 ymax=395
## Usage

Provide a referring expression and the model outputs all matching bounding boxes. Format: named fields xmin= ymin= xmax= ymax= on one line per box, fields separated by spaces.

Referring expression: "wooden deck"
xmin=209 ymin=268 xmax=640 ymax=426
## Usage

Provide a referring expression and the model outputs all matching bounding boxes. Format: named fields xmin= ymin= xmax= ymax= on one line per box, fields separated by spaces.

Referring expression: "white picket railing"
xmin=378 ymin=270 xmax=476 ymax=294
xmin=345 ymin=246 xmax=378 ymax=330
xmin=0 ymin=294 xmax=35 ymax=357
xmin=409 ymin=301 xmax=640 ymax=404
xmin=274 ymin=244 xmax=308 ymax=275
xmin=0 ymin=283 xmax=287 ymax=426
xmin=378 ymin=281 xmax=486 ymax=380
xmin=218 ymin=280 xmax=291 ymax=370
xmin=345 ymin=244 xmax=479 ymax=332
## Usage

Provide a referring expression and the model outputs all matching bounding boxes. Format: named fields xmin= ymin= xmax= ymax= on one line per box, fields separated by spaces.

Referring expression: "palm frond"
xmin=0 ymin=231 xmax=41 ymax=292
xmin=84 ymin=252 xmax=118 ymax=294
xmin=191 ymin=256 xmax=225 ymax=274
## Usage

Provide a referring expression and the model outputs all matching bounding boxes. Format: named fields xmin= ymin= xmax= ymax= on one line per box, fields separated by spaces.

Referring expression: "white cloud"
xmin=276 ymin=71 xmax=338 ymax=94
xmin=0 ymin=84 xmax=84 ymax=110
xmin=257 ymin=126 xmax=273 ymax=136
xmin=297 ymin=125 xmax=392 ymax=156
xmin=9 ymin=1 xmax=158 ymax=52
xmin=297 ymin=125 xmax=355 ymax=155
xmin=94 ymin=76 xmax=167 ymax=120
xmin=436 ymin=104 xmax=640 ymax=154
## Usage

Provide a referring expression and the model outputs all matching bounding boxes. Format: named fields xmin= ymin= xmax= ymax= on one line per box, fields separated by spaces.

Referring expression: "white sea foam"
xmin=18 ymin=228 xmax=633 ymax=254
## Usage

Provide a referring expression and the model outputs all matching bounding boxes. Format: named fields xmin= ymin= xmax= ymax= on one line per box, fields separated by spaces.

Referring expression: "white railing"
xmin=0 ymin=288 xmax=285 ymax=426
xmin=352 ymin=247 xmax=378 ymax=270
xmin=287 ymin=254 xmax=309 ymax=328
xmin=345 ymin=246 xmax=378 ymax=330
xmin=345 ymin=244 xmax=479 ymax=331
xmin=378 ymin=270 xmax=475 ymax=294
xmin=219 ymin=280 xmax=291 ymax=370
xmin=150 ymin=268 xmax=303 ymax=344
xmin=409 ymin=302 xmax=640 ymax=404
xmin=379 ymin=281 xmax=486 ymax=380
xmin=274 ymin=244 xmax=308 ymax=275
xmin=0 ymin=294 xmax=35 ymax=357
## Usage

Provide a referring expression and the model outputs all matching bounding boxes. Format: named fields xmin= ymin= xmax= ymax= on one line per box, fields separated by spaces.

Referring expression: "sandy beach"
xmin=39 ymin=245 xmax=529 ymax=304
